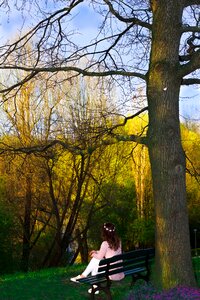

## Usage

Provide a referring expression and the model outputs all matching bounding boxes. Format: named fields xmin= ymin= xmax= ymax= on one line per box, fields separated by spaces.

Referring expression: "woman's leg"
xmin=82 ymin=257 xmax=100 ymax=276
xmin=82 ymin=258 xmax=100 ymax=294
xmin=70 ymin=257 xmax=100 ymax=283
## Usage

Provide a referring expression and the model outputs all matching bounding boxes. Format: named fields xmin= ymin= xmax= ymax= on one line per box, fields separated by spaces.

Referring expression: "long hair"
xmin=101 ymin=222 xmax=120 ymax=251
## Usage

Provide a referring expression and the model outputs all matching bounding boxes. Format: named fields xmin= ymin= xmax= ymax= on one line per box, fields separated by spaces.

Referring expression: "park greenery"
xmin=0 ymin=0 xmax=199 ymax=292
xmin=0 ymin=86 xmax=199 ymax=277
xmin=0 ymin=258 xmax=199 ymax=299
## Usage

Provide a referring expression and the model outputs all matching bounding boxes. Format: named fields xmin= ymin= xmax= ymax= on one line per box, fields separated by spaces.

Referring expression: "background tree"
xmin=0 ymin=68 xmax=131 ymax=269
xmin=0 ymin=184 xmax=15 ymax=274
xmin=181 ymin=123 xmax=200 ymax=249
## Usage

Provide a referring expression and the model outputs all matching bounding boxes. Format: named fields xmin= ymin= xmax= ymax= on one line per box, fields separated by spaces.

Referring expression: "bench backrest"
xmin=97 ymin=248 xmax=155 ymax=278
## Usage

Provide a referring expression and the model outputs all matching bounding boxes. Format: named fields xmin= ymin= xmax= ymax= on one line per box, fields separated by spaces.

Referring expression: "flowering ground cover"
xmin=127 ymin=283 xmax=200 ymax=300
xmin=127 ymin=256 xmax=200 ymax=300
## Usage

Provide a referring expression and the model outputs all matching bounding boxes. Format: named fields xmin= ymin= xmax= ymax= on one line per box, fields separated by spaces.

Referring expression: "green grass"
xmin=193 ymin=256 xmax=200 ymax=286
xmin=0 ymin=264 xmax=131 ymax=300
xmin=0 ymin=257 xmax=199 ymax=300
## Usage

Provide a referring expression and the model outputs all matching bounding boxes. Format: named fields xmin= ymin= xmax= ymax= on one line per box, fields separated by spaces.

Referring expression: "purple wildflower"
xmin=127 ymin=284 xmax=200 ymax=300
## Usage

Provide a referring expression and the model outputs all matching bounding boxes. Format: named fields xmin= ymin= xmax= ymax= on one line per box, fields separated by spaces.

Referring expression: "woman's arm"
xmin=91 ymin=241 xmax=108 ymax=259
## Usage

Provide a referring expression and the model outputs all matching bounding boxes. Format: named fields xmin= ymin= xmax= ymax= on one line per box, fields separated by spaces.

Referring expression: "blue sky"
xmin=180 ymin=86 xmax=200 ymax=121
xmin=0 ymin=2 xmax=199 ymax=122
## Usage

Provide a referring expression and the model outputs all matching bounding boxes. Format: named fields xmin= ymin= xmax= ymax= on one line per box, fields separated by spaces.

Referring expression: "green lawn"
xmin=193 ymin=256 xmax=200 ymax=286
xmin=0 ymin=264 xmax=131 ymax=300
xmin=0 ymin=257 xmax=199 ymax=300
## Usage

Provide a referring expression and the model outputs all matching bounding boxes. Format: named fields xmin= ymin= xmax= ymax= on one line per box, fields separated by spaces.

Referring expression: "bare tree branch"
xmin=179 ymin=49 xmax=200 ymax=77
xmin=184 ymin=0 xmax=200 ymax=6
xmin=103 ymin=0 xmax=152 ymax=30
xmin=186 ymin=154 xmax=200 ymax=184
xmin=0 ymin=71 xmax=39 ymax=95
xmin=0 ymin=0 xmax=83 ymax=66
xmin=0 ymin=66 xmax=146 ymax=94
xmin=0 ymin=105 xmax=149 ymax=155
xmin=181 ymin=26 xmax=200 ymax=34
xmin=110 ymin=133 xmax=147 ymax=145
xmin=108 ymin=106 xmax=148 ymax=132
xmin=182 ymin=78 xmax=200 ymax=85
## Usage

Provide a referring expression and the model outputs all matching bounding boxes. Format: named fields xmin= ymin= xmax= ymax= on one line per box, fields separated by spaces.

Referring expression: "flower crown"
xmin=104 ymin=223 xmax=115 ymax=232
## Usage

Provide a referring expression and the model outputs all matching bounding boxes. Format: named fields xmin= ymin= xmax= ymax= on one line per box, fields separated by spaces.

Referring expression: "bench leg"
xmin=90 ymin=289 xmax=112 ymax=300
xmin=104 ymin=289 xmax=112 ymax=300
xmin=130 ymin=273 xmax=149 ymax=287
xmin=89 ymin=285 xmax=98 ymax=300
xmin=89 ymin=285 xmax=101 ymax=300
xmin=98 ymin=283 xmax=112 ymax=300
xmin=89 ymin=283 xmax=112 ymax=300
xmin=89 ymin=292 xmax=95 ymax=300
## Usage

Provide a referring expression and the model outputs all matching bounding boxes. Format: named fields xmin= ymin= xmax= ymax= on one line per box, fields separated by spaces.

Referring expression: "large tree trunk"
xmin=147 ymin=0 xmax=196 ymax=288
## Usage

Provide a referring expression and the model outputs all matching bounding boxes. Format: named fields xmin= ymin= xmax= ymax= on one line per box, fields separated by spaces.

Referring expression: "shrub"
xmin=0 ymin=203 xmax=15 ymax=274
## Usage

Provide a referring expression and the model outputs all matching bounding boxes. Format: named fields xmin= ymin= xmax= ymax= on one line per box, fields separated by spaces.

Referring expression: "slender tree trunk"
xmin=77 ymin=228 xmax=89 ymax=264
xmin=47 ymin=155 xmax=88 ymax=266
xmin=20 ymin=175 xmax=32 ymax=272
xmin=147 ymin=0 xmax=196 ymax=288
xmin=133 ymin=145 xmax=147 ymax=219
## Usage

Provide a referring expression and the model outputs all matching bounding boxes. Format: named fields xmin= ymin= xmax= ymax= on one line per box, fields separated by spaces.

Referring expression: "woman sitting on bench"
xmin=70 ymin=222 xmax=124 ymax=294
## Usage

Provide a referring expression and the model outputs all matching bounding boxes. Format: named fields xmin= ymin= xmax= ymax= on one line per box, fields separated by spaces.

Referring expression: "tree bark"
xmin=77 ymin=228 xmax=89 ymax=264
xmin=147 ymin=0 xmax=196 ymax=288
xmin=20 ymin=175 xmax=32 ymax=272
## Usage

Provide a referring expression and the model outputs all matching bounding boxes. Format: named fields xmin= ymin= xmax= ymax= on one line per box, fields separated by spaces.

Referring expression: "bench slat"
xmin=98 ymin=260 xmax=146 ymax=273
xmin=98 ymin=256 xmax=154 ymax=275
xmin=98 ymin=258 xmax=151 ymax=272
xmin=98 ymin=248 xmax=155 ymax=266
xmin=78 ymin=265 xmax=147 ymax=285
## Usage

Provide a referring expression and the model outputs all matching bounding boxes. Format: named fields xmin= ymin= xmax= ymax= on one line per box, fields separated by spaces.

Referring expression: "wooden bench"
xmin=78 ymin=247 xmax=155 ymax=299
